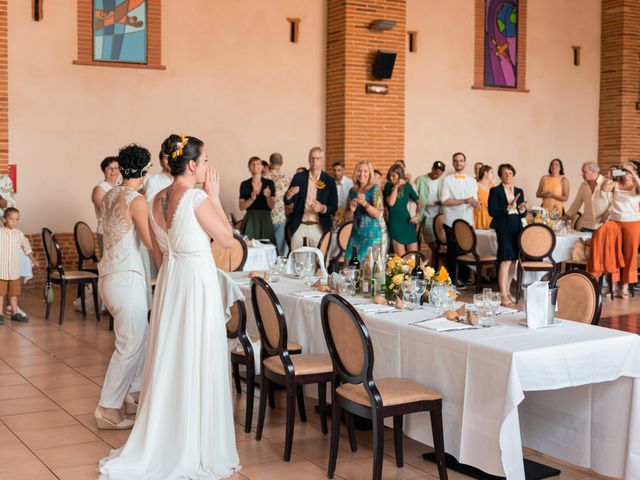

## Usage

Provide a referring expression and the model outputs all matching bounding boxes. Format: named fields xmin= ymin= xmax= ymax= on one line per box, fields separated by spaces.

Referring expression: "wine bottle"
xmin=376 ymin=248 xmax=386 ymax=296
xmin=348 ymin=247 xmax=361 ymax=292
xmin=362 ymin=247 xmax=372 ymax=294
xmin=411 ymin=253 xmax=424 ymax=280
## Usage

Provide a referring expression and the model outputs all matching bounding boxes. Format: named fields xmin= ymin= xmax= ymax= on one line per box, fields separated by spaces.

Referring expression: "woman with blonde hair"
xmin=345 ymin=161 xmax=383 ymax=262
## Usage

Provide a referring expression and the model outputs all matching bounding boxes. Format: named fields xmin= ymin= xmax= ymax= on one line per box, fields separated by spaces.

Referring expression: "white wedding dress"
xmin=99 ymin=188 xmax=240 ymax=480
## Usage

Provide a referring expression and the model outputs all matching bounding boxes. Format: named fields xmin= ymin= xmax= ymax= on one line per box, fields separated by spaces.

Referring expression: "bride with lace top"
xmin=98 ymin=135 xmax=240 ymax=480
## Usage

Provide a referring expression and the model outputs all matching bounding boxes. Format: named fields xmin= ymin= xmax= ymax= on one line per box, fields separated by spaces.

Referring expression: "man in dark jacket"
xmin=284 ymin=147 xmax=338 ymax=249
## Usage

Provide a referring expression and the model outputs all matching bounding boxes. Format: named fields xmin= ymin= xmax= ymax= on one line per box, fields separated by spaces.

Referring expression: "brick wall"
xmin=326 ymin=0 xmax=406 ymax=175
xmin=598 ymin=0 xmax=640 ymax=168
xmin=0 ymin=0 xmax=7 ymax=174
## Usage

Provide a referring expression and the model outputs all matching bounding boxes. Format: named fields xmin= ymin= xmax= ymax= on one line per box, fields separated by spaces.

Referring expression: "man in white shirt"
xmin=562 ymin=162 xmax=611 ymax=232
xmin=439 ymin=152 xmax=479 ymax=286
xmin=332 ymin=162 xmax=353 ymax=225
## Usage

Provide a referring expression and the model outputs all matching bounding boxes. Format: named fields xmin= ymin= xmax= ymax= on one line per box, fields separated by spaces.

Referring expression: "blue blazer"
xmin=284 ymin=170 xmax=338 ymax=235
xmin=488 ymin=184 xmax=526 ymax=230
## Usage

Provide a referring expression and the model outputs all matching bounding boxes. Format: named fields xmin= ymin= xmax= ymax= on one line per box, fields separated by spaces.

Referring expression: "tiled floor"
xmin=0 ymin=288 xmax=634 ymax=480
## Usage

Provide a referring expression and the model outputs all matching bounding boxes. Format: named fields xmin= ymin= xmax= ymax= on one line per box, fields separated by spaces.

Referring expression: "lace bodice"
xmin=98 ymin=186 xmax=145 ymax=276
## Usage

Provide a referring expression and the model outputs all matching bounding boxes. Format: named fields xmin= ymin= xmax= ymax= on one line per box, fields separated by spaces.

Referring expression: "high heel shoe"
xmin=124 ymin=394 xmax=138 ymax=415
xmin=95 ymin=407 xmax=134 ymax=430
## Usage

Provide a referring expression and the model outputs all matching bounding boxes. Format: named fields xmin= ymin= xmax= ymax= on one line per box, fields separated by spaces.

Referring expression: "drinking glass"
xmin=490 ymin=292 xmax=502 ymax=314
xmin=473 ymin=293 xmax=485 ymax=311
xmin=348 ymin=267 xmax=360 ymax=294
xmin=294 ymin=260 xmax=304 ymax=279
xmin=401 ymin=281 xmax=414 ymax=309
xmin=478 ymin=308 xmax=494 ymax=326
xmin=483 ymin=288 xmax=492 ymax=303
xmin=411 ymin=279 xmax=426 ymax=306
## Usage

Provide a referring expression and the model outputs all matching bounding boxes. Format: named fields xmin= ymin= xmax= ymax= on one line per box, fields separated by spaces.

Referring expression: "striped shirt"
xmin=0 ymin=227 xmax=32 ymax=280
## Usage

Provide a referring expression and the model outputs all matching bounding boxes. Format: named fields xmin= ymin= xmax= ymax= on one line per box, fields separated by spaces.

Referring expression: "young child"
xmin=0 ymin=208 xmax=38 ymax=324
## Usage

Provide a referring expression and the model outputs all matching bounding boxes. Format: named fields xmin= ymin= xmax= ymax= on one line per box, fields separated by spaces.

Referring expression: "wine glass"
xmin=401 ymin=281 xmax=414 ymax=309
xmin=411 ymin=279 xmax=425 ymax=307
xmin=348 ymin=267 xmax=360 ymax=295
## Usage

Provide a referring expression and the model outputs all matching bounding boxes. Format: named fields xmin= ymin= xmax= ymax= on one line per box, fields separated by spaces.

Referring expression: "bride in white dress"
xmin=99 ymin=135 xmax=240 ymax=480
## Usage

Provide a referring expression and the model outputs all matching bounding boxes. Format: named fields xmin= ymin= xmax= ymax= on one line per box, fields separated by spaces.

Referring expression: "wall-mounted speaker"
xmin=373 ymin=50 xmax=396 ymax=80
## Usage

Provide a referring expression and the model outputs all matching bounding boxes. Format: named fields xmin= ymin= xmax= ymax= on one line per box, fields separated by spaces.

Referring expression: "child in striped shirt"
xmin=0 ymin=208 xmax=38 ymax=324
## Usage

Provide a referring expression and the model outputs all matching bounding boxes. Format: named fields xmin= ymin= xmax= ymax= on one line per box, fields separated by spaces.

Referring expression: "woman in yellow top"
xmin=474 ymin=165 xmax=494 ymax=229
xmin=536 ymin=158 xmax=570 ymax=215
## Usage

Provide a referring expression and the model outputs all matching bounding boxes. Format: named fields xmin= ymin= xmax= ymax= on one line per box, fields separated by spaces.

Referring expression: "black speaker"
xmin=372 ymin=50 xmax=397 ymax=79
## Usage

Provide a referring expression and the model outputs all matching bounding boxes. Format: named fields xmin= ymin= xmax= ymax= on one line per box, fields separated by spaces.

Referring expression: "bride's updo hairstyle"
xmin=117 ymin=144 xmax=152 ymax=179
xmin=168 ymin=135 xmax=204 ymax=176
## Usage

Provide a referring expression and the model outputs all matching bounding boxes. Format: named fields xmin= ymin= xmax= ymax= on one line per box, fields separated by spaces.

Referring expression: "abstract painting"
xmin=93 ymin=0 xmax=147 ymax=64
xmin=484 ymin=0 xmax=518 ymax=88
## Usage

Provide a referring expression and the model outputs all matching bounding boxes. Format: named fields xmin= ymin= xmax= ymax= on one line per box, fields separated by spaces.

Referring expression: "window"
xmin=74 ymin=0 xmax=165 ymax=70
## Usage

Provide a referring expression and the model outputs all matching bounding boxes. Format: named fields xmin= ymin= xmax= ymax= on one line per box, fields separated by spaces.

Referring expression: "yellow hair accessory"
xmin=171 ymin=133 xmax=189 ymax=159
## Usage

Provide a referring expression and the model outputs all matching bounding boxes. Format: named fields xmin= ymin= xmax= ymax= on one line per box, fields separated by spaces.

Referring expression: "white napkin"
xmin=356 ymin=303 xmax=395 ymax=315
xmin=287 ymin=247 xmax=329 ymax=280
xmin=412 ymin=318 xmax=480 ymax=332
xmin=292 ymin=290 xmax=327 ymax=298
xmin=525 ymin=281 xmax=548 ymax=329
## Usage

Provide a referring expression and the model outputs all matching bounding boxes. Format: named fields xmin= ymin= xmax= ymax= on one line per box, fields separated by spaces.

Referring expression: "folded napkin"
xmin=412 ymin=318 xmax=480 ymax=332
xmin=292 ymin=290 xmax=327 ymax=298
xmin=356 ymin=303 xmax=395 ymax=315
xmin=525 ymin=281 xmax=548 ymax=329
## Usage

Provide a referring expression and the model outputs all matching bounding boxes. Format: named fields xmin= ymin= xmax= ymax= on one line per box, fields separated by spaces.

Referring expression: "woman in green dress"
xmin=384 ymin=163 xmax=421 ymax=256
xmin=239 ymin=156 xmax=276 ymax=245
xmin=344 ymin=161 xmax=383 ymax=262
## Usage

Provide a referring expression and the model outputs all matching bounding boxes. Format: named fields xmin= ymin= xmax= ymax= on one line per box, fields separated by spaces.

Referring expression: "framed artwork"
xmin=93 ymin=0 xmax=147 ymax=64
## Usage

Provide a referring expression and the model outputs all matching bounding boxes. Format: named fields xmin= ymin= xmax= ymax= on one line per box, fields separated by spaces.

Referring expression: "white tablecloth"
xmin=229 ymin=274 xmax=640 ymax=479
xmin=242 ymin=243 xmax=278 ymax=272
xmin=475 ymin=230 xmax=592 ymax=282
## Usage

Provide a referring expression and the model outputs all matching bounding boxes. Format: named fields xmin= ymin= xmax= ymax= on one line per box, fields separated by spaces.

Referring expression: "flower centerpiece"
xmin=384 ymin=255 xmax=415 ymax=301
xmin=424 ymin=265 xmax=452 ymax=292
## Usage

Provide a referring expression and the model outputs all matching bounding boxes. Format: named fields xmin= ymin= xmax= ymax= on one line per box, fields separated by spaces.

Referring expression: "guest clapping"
xmin=474 ymin=165 xmax=494 ymax=230
xmin=488 ymin=164 xmax=527 ymax=307
xmin=601 ymin=163 xmax=640 ymax=298
xmin=344 ymin=161 xmax=383 ymax=262
xmin=239 ymin=157 xmax=276 ymax=245
xmin=562 ymin=162 xmax=611 ymax=232
xmin=92 ymin=156 xmax=121 ymax=253
xmin=384 ymin=164 xmax=420 ymax=256
xmin=284 ymin=147 xmax=338 ymax=249
xmin=264 ymin=153 xmax=290 ymax=256
xmin=536 ymin=158 xmax=569 ymax=215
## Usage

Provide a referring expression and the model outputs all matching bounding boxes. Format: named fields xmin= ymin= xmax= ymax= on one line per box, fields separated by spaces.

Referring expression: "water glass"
xmin=473 ymin=293 xmax=485 ymax=310
xmin=490 ymin=292 xmax=501 ymax=313
xmin=483 ymin=288 xmax=492 ymax=303
xmin=478 ymin=308 xmax=495 ymax=326
xmin=411 ymin=279 xmax=426 ymax=305
xmin=294 ymin=260 xmax=304 ymax=278
xmin=401 ymin=281 xmax=414 ymax=309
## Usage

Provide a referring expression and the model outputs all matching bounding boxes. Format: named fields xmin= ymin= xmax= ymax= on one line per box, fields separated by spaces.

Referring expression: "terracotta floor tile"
xmin=2 ymin=353 xmax=57 ymax=368
xmin=0 ymin=441 xmax=42 ymax=466
xmin=0 ymin=459 xmax=56 ymax=480
xmin=240 ymin=457 xmax=330 ymax=480
xmin=35 ymin=439 xmax=112 ymax=470
xmin=332 ymin=456 xmax=426 ymax=480
xmin=74 ymin=364 xmax=108 ymax=377
xmin=0 ymin=395 xmax=59 ymax=416
xmin=0 ymin=421 xmax=19 ymax=445
xmin=0 ymin=372 xmax=29 ymax=386
xmin=0 ymin=383 xmax=42 ymax=400
xmin=29 ymin=373 xmax=94 ymax=390
xmin=261 ymin=420 xmax=328 ymax=445
xmin=41 ymin=383 xmax=102 ymax=402
xmin=16 ymin=362 xmax=76 ymax=378
xmin=57 ymin=395 xmax=100 ymax=415
xmin=93 ymin=426 xmax=132 ymax=449
xmin=2 ymin=409 xmax=78 ymax=431
xmin=17 ymin=424 xmax=99 ymax=450
xmin=236 ymin=438 xmax=297 ymax=466
xmin=50 ymin=464 xmax=102 ymax=480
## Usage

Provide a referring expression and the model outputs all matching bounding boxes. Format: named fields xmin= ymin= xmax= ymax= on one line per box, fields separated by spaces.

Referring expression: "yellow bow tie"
xmin=454 ymin=174 xmax=466 ymax=180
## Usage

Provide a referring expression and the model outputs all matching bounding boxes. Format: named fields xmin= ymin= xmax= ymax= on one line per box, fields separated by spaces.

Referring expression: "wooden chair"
xmin=453 ymin=220 xmax=496 ymax=293
xmin=516 ymin=224 xmax=557 ymax=301
xmin=401 ymin=250 xmax=422 ymax=261
xmin=320 ymin=294 xmax=447 ymax=480
xmin=251 ymin=277 xmax=332 ymax=461
xmin=329 ymin=221 xmax=353 ymax=272
xmin=73 ymin=221 xmax=99 ymax=273
xmin=432 ymin=214 xmax=447 ymax=269
xmin=556 ymin=270 xmax=602 ymax=325
xmin=42 ymin=228 xmax=100 ymax=325
xmin=211 ymin=234 xmax=248 ymax=272
xmin=233 ymin=218 xmax=244 ymax=231
xmin=571 ymin=212 xmax=584 ymax=231
xmin=415 ymin=217 xmax=426 ymax=251
xmin=317 ymin=229 xmax=333 ymax=268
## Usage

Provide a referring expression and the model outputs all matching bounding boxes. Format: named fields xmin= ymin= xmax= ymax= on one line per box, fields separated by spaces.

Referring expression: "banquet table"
xmin=243 ymin=242 xmax=278 ymax=272
xmin=227 ymin=272 xmax=640 ymax=479
xmin=474 ymin=229 xmax=591 ymax=282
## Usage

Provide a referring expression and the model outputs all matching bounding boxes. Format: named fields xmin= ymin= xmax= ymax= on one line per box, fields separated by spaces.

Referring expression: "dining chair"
xmin=329 ymin=221 xmax=353 ymax=272
xmin=453 ymin=219 xmax=497 ymax=293
xmin=433 ymin=214 xmax=447 ymax=269
xmin=556 ymin=270 xmax=602 ymax=325
xmin=516 ymin=224 xmax=557 ymax=302
xmin=321 ymin=294 xmax=447 ymax=480
xmin=251 ymin=277 xmax=332 ymax=461
xmin=42 ymin=228 xmax=101 ymax=325
xmin=416 ymin=216 xmax=426 ymax=251
xmin=317 ymin=229 xmax=333 ymax=268
xmin=211 ymin=234 xmax=248 ymax=272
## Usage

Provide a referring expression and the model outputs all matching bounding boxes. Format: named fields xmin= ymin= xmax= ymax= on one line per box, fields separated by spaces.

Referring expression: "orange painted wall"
xmin=9 ymin=0 xmax=326 ymax=233
xmin=405 ymin=0 xmax=601 ymax=209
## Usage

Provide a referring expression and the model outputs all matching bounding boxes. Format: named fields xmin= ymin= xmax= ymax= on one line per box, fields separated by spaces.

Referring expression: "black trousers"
xmin=444 ymin=224 xmax=468 ymax=283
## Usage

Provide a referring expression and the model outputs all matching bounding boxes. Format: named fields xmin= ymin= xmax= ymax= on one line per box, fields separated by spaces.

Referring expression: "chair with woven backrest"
xmin=321 ymin=294 xmax=447 ymax=480
xmin=42 ymin=228 xmax=100 ymax=325
xmin=211 ymin=234 xmax=248 ymax=272
xmin=433 ymin=214 xmax=447 ymax=269
xmin=556 ymin=270 xmax=602 ymax=325
xmin=317 ymin=229 xmax=333 ymax=268
xmin=516 ymin=223 xmax=557 ymax=301
xmin=453 ymin=219 xmax=497 ymax=293
xmin=73 ymin=221 xmax=101 ymax=315
xmin=329 ymin=221 xmax=353 ymax=272
xmin=251 ymin=277 xmax=333 ymax=461
xmin=416 ymin=216 xmax=426 ymax=251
